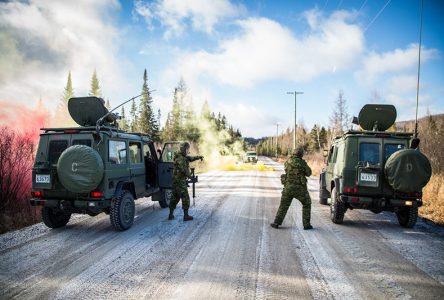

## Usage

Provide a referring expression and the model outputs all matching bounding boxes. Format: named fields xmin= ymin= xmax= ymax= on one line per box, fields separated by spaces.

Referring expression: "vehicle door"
xmin=357 ymin=138 xmax=382 ymax=194
xmin=128 ymin=141 xmax=145 ymax=196
xmin=107 ymin=139 xmax=131 ymax=187
xmin=325 ymin=145 xmax=338 ymax=191
xmin=158 ymin=142 xmax=181 ymax=189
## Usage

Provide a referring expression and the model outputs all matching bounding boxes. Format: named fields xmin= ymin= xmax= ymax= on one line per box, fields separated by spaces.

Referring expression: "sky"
xmin=0 ymin=0 xmax=443 ymax=138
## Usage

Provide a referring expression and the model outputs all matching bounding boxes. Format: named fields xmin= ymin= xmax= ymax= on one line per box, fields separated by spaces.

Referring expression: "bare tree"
xmin=330 ymin=90 xmax=349 ymax=135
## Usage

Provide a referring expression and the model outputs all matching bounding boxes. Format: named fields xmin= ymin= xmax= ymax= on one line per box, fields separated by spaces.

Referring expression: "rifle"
xmin=188 ymin=167 xmax=199 ymax=206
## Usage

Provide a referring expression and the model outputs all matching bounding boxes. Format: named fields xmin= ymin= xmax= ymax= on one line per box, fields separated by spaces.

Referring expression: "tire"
xmin=42 ymin=206 xmax=71 ymax=228
xmin=158 ymin=189 xmax=172 ymax=208
xmin=110 ymin=191 xmax=135 ymax=231
xmin=330 ymin=188 xmax=345 ymax=224
xmin=57 ymin=145 xmax=104 ymax=193
xmin=396 ymin=202 xmax=418 ymax=228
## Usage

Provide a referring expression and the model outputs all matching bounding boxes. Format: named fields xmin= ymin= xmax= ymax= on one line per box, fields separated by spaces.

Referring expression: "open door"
xmin=158 ymin=142 xmax=181 ymax=189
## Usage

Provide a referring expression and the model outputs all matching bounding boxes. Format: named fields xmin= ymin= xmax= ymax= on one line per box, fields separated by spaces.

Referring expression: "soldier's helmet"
xmin=292 ymin=146 xmax=304 ymax=158
xmin=180 ymin=142 xmax=190 ymax=155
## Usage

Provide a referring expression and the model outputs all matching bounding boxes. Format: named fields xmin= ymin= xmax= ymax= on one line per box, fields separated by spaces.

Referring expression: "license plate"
xmin=36 ymin=174 xmax=50 ymax=183
xmin=360 ymin=173 xmax=377 ymax=182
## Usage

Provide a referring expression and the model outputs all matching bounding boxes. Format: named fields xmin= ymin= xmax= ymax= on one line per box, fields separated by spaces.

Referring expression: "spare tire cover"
xmin=57 ymin=145 xmax=104 ymax=193
xmin=384 ymin=149 xmax=431 ymax=193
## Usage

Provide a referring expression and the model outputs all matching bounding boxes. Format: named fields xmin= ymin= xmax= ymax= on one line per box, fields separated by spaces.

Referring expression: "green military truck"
xmin=319 ymin=104 xmax=432 ymax=228
xmin=31 ymin=97 xmax=180 ymax=231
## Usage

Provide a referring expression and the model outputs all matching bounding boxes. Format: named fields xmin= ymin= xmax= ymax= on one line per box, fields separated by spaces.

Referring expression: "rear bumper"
xmin=30 ymin=198 xmax=111 ymax=209
xmin=340 ymin=195 xmax=422 ymax=209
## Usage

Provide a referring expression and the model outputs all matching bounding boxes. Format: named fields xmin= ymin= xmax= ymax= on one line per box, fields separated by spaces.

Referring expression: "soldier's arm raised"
xmin=187 ymin=155 xmax=203 ymax=162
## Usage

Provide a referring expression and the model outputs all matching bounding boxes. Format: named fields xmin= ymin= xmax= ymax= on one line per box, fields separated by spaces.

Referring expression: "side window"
xmin=49 ymin=140 xmax=68 ymax=165
xmin=109 ymin=140 xmax=127 ymax=164
xmin=327 ymin=146 xmax=334 ymax=163
xmin=129 ymin=142 xmax=142 ymax=164
xmin=384 ymin=144 xmax=405 ymax=160
xmin=331 ymin=146 xmax=339 ymax=163
xmin=359 ymin=143 xmax=380 ymax=165
xmin=162 ymin=143 xmax=180 ymax=162
xmin=72 ymin=139 xmax=92 ymax=147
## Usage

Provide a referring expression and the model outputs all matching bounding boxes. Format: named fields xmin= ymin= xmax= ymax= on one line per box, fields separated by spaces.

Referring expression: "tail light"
xmin=32 ymin=191 xmax=44 ymax=197
xmin=90 ymin=191 xmax=104 ymax=198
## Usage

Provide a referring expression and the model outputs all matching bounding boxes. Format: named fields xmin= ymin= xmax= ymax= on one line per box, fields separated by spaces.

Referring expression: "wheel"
xmin=330 ymin=188 xmax=345 ymax=224
xmin=110 ymin=191 xmax=135 ymax=231
xmin=42 ymin=206 xmax=71 ymax=228
xmin=158 ymin=189 xmax=172 ymax=208
xmin=319 ymin=180 xmax=328 ymax=205
xmin=396 ymin=202 xmax=418 ymax=228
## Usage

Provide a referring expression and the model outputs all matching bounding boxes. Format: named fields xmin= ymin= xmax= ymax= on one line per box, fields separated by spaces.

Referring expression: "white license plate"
xmin=36 ymin=174 xmax=50 ymax=183
xmin=360 ymin=173 xmax=377 ymax=182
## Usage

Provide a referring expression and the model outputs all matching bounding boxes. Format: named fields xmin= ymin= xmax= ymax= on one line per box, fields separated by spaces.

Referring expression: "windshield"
xmin=359 ymin=143 xmax=380 ymax=165
xmin=247 ymin=152 xmax=256 ymax=156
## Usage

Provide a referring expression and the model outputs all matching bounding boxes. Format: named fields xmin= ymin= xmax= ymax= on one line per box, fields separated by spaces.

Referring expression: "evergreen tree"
xmin=308 ymin=125 xmax=320 ymax=152
xmin=118 ymin=107 xmax=129 ymax=131
xmin=201 ymin=100 xmax=211 ymax=120
xmin=130 ymin=99 xmax=138 ymax=132
xmin=55 ymin=71 xmax=75 ymax=126
xmin=89 ymin=69 xmax=102 ymax=97
xmin=138 ymin=69 xmax=158 ymax=141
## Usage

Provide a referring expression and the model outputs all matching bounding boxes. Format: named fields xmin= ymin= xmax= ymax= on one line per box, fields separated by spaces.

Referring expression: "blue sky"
xmin=0 ymin=0 xmax=443 ymax=137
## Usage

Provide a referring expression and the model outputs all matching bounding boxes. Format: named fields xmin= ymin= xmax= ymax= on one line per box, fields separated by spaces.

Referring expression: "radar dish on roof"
xmin=68 ymin=97 xmax=112 ymax=126
xmin=358 ymin=104 xmax=397 ymax=131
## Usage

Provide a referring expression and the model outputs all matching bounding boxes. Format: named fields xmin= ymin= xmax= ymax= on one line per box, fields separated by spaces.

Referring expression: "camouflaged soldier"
xmin=169 ymin=142 xmax=203 ymax=221
xmin=271 ymin=146 xmax=313 ymax=230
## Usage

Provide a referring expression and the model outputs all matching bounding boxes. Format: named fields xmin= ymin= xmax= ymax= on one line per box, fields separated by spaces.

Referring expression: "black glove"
xmin=199 ymin=156 xmax=204 ymax=161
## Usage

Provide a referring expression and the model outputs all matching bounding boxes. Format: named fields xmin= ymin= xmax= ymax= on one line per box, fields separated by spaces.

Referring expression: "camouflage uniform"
xmin=169 ymin=142 xmax=202 ymax=221
xmin=272 ymin=147 xmax=312 ymax=228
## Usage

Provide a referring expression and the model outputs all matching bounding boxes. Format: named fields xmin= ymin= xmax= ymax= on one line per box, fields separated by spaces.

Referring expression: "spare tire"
xmin=385 ymin=149 xmax=431 ymax=193
xmin=57 ymin=145 xmax=104 ymax=193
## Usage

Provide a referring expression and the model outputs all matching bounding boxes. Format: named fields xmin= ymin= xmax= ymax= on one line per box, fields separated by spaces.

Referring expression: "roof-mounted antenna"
xmin=414 ymin=0 xmax=423 ymax=139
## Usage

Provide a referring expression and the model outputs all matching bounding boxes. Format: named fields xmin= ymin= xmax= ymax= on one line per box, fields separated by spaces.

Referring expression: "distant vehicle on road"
xmin=31 ymin=97 xmax=177 ymax=231
xmin=244 ymin=151 xmax=258 ymax=163
xmin=319 ymin=104 xmax=431 ymax=228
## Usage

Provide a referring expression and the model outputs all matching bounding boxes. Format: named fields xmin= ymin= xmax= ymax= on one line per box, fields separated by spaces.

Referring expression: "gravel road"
xmin=1 ymin=157 xmax=443 ymax=299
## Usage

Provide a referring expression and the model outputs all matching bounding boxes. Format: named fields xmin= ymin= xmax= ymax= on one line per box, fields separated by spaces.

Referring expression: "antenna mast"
xmin=414 ymin=0 xmax=423 ymax=138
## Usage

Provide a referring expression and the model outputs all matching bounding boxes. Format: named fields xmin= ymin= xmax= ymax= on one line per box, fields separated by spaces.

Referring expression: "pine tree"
xmin=118 ymin=107 xmax=129 ymax=131
xmin=201 ymin=100 xmax=211 ymax=120
xmin=89 ymin=69 xmax=102 ymax=97
xmin=55 ymin=72 xmax=75 ymax=126
xmin=130 ymin=99 xmax=138 ymax=132
xmin=138 ymin=69 xmax=156 ymax=137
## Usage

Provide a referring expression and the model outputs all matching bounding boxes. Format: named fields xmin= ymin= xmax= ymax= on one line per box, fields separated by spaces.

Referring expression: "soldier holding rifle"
xmin=169 ymin=142 xmax=203 ymax=221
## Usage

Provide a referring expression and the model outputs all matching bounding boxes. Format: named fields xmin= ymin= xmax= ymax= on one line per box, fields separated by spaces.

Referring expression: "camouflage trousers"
xmin=274 ymin=186 xmax=311 ymax=227
xmin=170 ymin=183 xmax=190 ymax=211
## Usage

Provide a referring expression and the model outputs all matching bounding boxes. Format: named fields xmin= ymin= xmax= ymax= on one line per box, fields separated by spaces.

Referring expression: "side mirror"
xmin=323 ymin=149 xmax=329 ymax=158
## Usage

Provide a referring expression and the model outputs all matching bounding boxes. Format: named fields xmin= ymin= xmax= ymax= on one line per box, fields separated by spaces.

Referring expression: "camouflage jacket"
xmin=281 ymin=155 xmax=312 ymax=187
xmin=173 ymin=151 xmax=200 ymax=185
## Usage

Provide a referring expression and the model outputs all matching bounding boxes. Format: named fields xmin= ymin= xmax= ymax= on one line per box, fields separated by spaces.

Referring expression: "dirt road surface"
xmin=1 ymin=157 xmax=443 ymax=299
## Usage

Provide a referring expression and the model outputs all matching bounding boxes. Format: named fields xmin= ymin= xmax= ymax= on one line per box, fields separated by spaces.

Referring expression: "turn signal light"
xmin=64 ymin=129 xmax=79 ymax=133
xmin=32 ymin=191 xmax=44 ymax=197
xmin=90 ymin=191 xmax=104 ymax=198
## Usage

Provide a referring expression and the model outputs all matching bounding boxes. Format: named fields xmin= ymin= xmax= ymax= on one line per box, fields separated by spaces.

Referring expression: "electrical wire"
xmin=364 ymin=0 xmax=392 ymax=32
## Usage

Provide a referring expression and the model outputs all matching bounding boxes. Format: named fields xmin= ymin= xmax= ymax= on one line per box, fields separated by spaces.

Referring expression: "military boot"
xmin=270 ymin=223 xmax=279 ymax=229
xmin=168 ymin=208 xmax=175 ymax=220
xmin=304 ymin=225 xmax=313 ymax=230
xmin=183 ymin=209 xmax=193 ymax=221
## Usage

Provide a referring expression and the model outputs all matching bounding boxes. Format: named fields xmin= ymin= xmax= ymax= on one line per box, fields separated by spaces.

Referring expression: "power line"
xmin=364 ymin=0 xmax=392 ymax=33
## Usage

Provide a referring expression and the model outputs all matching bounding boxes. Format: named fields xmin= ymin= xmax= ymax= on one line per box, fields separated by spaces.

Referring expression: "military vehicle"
xmin=244 ymin=151 xmax=258 ymax=163
xmin=31 ymin=96 xmax=180 ymax=231
xmin=319 ymin=104 xmax=432 ymax=228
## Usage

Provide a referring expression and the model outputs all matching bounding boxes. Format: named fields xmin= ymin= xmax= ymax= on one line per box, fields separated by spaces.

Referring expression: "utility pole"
xmin=287 ymin=91 xmax=304 ymax=150
xmin=275 ymin=122 xmax=280 ymax=158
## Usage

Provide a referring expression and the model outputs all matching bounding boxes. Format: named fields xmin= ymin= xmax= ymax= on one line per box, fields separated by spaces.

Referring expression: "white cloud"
xmin=216 ymin=102 xmax=279 ymax=137
xmin=134 ymin=0 xmax=244 ymax=38
xmin=0 ymin=0 xmax=124 ymax=111
xmin=358 ymin=43 xmax=439 ymax=82
xmin=169 ymin=11 xmax=364 ymax=88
